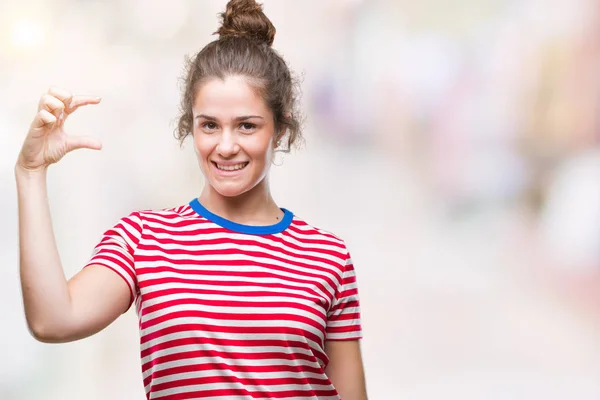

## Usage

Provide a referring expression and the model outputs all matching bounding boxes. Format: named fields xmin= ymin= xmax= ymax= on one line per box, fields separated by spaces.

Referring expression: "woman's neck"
xmin=198 ymin=180 xmax=283 ymax=226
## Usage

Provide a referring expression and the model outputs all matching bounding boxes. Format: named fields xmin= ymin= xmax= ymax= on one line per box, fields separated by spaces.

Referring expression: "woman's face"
xmin=192 ymin=75 xmax=277 ymax=198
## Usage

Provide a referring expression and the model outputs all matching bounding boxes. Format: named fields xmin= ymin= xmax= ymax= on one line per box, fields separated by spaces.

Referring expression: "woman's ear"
xmin=274 ymin=129 xmax=287 ymax=148
xmin=275 ymin=113 xmax=290 ymax=148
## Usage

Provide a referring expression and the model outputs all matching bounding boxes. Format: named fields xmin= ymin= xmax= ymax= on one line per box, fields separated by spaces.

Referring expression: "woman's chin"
xmin=211 ymin=182 xmax=250 ymax=198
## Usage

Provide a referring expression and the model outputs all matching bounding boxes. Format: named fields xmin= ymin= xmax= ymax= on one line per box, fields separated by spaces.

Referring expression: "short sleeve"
xmin=83 ymin=212 xmax=143 ymax=311
xmin=326 ymin=250 xmax=363 ymax=341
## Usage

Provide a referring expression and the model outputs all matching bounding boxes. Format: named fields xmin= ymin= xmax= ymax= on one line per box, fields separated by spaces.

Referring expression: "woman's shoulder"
xmin=122 ymin=202 xmax=198 ymax=224
xmin=288 ymin=212 xmax=349 ymax=250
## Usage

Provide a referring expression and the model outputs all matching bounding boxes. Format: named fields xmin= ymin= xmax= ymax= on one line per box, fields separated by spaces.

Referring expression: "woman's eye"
xmin=202 ymin=122 xmax=218 ymax=130
xmin=240 ymin=123 xmax=256 ymax=131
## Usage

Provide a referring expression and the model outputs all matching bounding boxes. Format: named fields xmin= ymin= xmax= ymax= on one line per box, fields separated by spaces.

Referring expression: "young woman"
xmin=15 ymin=1 xmax=367 ymax=399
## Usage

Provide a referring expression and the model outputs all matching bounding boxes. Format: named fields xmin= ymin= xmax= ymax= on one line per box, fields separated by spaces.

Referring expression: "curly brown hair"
xmin=175 ymin=0 xmax=303 ymax=153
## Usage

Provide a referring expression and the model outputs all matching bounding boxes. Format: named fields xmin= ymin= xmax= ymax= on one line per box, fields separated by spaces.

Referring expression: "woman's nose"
xmin=216 ymin=130 xmax=240 ymax=157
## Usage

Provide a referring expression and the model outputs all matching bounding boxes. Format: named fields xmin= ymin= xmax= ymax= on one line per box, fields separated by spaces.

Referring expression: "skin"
xmin=16 ymin=79 xmax=367 ymax=399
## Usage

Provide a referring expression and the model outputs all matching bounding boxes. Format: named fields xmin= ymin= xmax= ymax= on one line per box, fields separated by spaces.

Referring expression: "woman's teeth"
xmin=215 ymin=162 xmax=248 ymax=171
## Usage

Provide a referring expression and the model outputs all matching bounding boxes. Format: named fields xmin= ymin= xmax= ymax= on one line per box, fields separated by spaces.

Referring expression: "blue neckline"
xmin=189 ymin=198 xmax=293 ymax=235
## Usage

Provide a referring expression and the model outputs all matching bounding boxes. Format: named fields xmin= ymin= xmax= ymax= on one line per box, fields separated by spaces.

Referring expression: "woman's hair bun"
xmin=215 ymin=0 xmax=276 ymax=46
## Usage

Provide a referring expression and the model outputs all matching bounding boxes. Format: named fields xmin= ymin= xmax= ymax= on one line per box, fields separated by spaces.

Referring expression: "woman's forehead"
xmin=194 ymin=76 xmax=264 ymax=106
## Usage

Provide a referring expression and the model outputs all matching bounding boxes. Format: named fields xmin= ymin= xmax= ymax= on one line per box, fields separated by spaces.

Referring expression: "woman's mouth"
xmin=212 ymin=161 xmax=249 ymax=172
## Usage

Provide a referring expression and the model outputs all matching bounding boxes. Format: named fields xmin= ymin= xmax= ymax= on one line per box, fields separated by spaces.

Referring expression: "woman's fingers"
xmin=30 ymin=109 xmax=58 ymax=130
xmin=65 ymin=96 xmax=102 ymax=115
xmin=66 ymin=134 xmax=102 ymax=152
xmin=47 ymin=87 xmax=73 ymax=108
xmin=38 ymin=94 xmax=65 ymax=118
xmin=21 ymin=87 xmax=103 ymax=170
xmin=42 ymin=87 xmax=101 ymax=120
xmin=33 ymin=88 xmax=102 ymax=139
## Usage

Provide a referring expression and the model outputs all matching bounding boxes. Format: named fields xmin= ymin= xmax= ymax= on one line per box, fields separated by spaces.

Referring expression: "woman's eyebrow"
xmin=194 ymin=115 xmax=264 ymax=121
xmin=195 ymin=114 xmax=217 ymax=120
xmin=234 ymin=115 xmax=264 ymax=121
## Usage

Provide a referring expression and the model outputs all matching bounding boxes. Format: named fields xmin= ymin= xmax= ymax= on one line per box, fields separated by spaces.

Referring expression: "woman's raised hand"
xmin=17 ymin=87 xmax=102 ymax=172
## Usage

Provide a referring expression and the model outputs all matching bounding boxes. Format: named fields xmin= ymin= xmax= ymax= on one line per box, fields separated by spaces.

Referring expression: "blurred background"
xmin=2 ymin=0 xmax=600 ymax=398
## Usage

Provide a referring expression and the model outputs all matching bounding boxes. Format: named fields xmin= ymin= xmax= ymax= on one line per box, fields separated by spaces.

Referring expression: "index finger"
xmin=65 ymin=96 xmax=102 ymax=115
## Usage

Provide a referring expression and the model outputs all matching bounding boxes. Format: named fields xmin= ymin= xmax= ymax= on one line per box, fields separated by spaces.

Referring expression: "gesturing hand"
xmin=17 ymin=87 xmax=102 ymax=172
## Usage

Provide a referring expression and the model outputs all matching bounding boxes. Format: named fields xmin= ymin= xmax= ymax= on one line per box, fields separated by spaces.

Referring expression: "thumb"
xmin=66 ymin=135 xmax=102 ymax=152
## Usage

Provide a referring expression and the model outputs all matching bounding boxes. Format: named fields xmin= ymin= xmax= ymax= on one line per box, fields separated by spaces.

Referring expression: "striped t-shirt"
xmin=85 ymin=198 xmax=362 ymax=399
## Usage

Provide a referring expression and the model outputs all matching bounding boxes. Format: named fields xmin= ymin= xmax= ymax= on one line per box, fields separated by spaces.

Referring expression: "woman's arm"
xmin=16 ymin=88 xmax=131 ymax=343
xmin=325 ymin=340 xmax=368 ymax=400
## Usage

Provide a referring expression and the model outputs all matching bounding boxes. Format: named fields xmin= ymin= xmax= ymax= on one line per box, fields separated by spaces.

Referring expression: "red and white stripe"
xmin=86 ymin=205 xmax=362 ymax=399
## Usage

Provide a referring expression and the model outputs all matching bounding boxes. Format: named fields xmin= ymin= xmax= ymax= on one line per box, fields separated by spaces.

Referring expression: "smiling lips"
xmin=213 ymin=162 xmax=249 ymax=172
